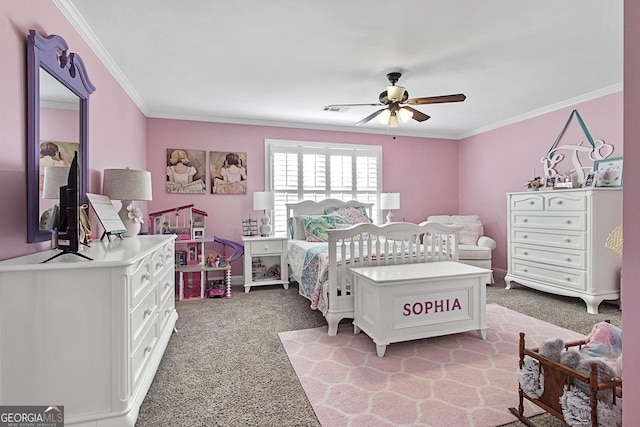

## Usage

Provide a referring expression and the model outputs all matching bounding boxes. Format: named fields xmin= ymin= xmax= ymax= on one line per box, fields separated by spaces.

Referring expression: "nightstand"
xmin=241 ymin=236 xmax=289 ymax=293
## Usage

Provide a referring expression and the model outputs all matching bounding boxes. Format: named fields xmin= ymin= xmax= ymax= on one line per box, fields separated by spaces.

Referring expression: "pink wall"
xmin=0 ymin=1 xmax=147 ymax=260
xmin=146 ymin=118 xmax=460 ymax=269
xmin=458 ymin=92 xmax=623 ymax=271
xmin=623 ymin=0 xmax=640 ymax=422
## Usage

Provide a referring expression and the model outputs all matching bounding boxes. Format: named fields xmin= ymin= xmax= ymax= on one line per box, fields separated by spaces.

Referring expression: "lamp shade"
xmin=387 ymin=85 xmax=406 ymax=101
xmin=253 ymin=191 xmax=274 ymax=211
xmin=380 ymin=193 xmax=400 ymax=210
xmin=42 ymin=166 xmax=70 ymax=199
xmin=103 ymin=168 xmax=153 ymax=201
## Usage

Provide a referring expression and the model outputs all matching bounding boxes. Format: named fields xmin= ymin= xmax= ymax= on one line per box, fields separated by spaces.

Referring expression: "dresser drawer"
xmin=153 ymin=242 xmax=175 ymax=278
xmin=131 ymin=319 xmax=159 ymax=393
xmin=157 ymin=287 xmax=175 ymax=335
xmin=510 ymin=193 xmax=543 ymax=211
xmin=131 ymin=286 xmax=158 ymax=349
xmin=545 ymin=192 xmax=587 ymax=211
xmin=511 ymin=260 xmax=586 ymax=291
xmin=158 ymin=269 xmax=174 ymax=306
xmin=511 ymin=211 xmax=585 ymax=231
xmin=249 ymin=239 xmax=283 ymax=255
xmin=129 ymin=256 xmax=154 ymax=309
xmin=512 ymin=243 xmax=586 ymax=269
xmin=512 ymin=228 xmax=586 ymax=250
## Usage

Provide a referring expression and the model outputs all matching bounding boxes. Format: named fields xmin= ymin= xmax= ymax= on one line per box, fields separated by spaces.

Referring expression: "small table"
xmin=241 ymin=236 xmax=289 ymax=293
xmin=351 ymin=261 xmax=491 ymax=357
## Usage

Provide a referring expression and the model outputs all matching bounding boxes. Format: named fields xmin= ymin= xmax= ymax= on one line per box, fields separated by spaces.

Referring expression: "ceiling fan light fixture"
xmin=376 ymin=109 xmax=391 ymax=124
xmin=387 ymin=85 xmax=405 ymax=102
xmin=388 ymin=112 xmax=399 ymax=128
xmin=398 ymin=107 xmax=413 ymax=123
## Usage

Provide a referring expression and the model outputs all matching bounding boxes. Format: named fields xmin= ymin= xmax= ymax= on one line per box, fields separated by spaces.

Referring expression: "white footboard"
xmin=324 ymin=221 xmax=461 ymax=335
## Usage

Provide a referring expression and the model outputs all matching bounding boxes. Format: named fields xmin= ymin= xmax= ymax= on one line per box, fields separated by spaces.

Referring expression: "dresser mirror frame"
xmin=27 ymin=29 xmax=95 ymax=243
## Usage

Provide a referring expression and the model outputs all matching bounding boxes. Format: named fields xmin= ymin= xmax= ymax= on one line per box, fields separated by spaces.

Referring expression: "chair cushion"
xmin=458 ymin=245 xmax=492 ymax=261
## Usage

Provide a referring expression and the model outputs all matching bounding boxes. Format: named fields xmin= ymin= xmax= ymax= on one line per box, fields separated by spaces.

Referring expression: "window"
xmin=265 ymin=139 xmax=382 ymax=235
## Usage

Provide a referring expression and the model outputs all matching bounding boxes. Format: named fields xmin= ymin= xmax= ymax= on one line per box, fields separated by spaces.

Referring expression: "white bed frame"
xmin=286 ymin=199 xmax=461 ymax=336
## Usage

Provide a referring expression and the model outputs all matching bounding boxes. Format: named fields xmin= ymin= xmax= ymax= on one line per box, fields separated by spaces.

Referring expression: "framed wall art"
xmin=166 ymin=148 xmax=207 ymax=194
xmin=210 ymin=151 xmax=247 ymax=194
xmin=594 ymin=157 xmax=623 ymax=188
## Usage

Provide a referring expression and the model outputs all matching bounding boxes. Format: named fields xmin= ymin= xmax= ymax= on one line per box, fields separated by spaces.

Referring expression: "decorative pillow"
xmin=286 ymin=217 xmax=295 ymax=239
xmin=324 ymin=206 xmax=372 ymax=225
xmin=454 ymin=222 xmax=483 ymax=245
xmin=303 ymin=214 xmax=347 ymax=242
xmin=292 ymin=215 xmax=308 ymax=240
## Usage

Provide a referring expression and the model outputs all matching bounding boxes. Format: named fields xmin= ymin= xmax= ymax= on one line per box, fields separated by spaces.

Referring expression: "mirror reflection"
xmin=38 ymin=69 xmax=80 ymax=231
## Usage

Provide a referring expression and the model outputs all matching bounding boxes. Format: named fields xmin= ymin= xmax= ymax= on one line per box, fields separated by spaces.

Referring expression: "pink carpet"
xmin=279 ymin=303 xmax=585 ymax=427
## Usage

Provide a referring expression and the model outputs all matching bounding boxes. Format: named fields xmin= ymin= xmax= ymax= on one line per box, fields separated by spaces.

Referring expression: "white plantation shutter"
xmin=266 ymin=139 xmax=382 ymax=236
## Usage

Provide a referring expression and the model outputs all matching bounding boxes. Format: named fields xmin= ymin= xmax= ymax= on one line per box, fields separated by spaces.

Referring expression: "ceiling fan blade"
xmin=405 ymin=94 xmax=466 ymax=105
xmin=324 ymin=102 xmax=383 ymax=108
xmin=403 ymin=106 xmax=430 ymax=122
xmin=356 ymin=109 xmax=386 ymax=125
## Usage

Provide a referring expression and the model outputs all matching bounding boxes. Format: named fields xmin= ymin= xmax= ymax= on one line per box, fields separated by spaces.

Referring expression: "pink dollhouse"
xmin=149 ymin=204 xmax=207 ymax=240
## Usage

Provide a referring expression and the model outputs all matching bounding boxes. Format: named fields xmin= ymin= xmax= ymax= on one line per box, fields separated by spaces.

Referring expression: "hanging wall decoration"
xmin=541 ymin=109 xmax=615 ymax=186
xmin=166 ymin=148 xmax=207 ymax=194
xmin=210 ymin=151 xmax=248 ymax=194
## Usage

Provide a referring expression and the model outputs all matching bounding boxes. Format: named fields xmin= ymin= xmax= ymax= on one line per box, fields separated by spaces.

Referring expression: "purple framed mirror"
xmin=27 ymin=29 xmax=95 ymax=243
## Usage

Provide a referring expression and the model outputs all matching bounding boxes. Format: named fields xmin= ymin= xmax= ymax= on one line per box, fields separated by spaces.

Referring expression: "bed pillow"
xmin=303 ymin=214 xmax=347 ymax=242
xmin=286 ymin=217 xmax=295 ymax=239
xmin=324 ymin=206 xmax=372 ymax=225
xmin=454 ymin=222 xmax=483 ymax=245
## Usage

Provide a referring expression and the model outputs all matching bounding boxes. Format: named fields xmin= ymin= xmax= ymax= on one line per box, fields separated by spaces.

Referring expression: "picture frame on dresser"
xmin=594 ymin=157 xmax=623 ymax=187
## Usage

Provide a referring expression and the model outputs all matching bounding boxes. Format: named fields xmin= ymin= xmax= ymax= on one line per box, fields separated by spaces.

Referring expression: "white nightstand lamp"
xmin=381 ymin=192 xmax=400 ymax=223
xmin=253 ymin=191 xmax=274 ymax=237
xmin=103 ymin=168 xmax=152 ymax=237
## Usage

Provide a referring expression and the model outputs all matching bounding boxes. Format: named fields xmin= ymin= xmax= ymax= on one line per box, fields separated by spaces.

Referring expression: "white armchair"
xmin=427 ymin=215 xmax=495 ymax=284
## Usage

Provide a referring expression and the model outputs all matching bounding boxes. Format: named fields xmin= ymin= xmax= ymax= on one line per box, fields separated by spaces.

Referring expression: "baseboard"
xmin=492 ymin=268 xmax=506 ymax=281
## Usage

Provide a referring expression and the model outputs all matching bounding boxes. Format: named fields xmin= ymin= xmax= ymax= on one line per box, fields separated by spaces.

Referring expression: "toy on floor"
xmin=206 ymin=281 xmax=226 ymax=298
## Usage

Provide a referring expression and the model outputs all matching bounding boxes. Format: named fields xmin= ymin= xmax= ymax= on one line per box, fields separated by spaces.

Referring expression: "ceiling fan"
xmin=325 ymin=72 xmax=466 ymax=127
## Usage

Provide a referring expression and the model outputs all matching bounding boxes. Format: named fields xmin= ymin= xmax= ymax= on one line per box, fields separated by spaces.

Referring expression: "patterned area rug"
xmin=279 ymin=303 xmax=585 ymax=427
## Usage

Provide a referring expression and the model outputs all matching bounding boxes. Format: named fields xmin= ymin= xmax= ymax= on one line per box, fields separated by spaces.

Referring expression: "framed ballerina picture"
xmin=210 ymin=151 xmax=248 ymax=194
xmin=166 ymin=148 xmax=207 ymax=194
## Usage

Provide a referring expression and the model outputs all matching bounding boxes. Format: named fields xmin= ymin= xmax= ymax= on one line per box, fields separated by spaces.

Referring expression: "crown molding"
xmin=53 ymin=0 xmax=149 ymax=114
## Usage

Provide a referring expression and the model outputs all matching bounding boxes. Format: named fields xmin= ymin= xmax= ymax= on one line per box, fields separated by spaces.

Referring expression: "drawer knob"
xmin=523 ymin=235 xmax=528 ymax=239
xmin=564 ymin=276 xmax=571 ymax=281
xmin=144 ymin=344 xmax=153 ymax=354
xmin=529 ymin=201 xmax=534 ymax=205
xmin=523 ymin=268 xmax=528 ymax=272
xmin=144 ymin=308 xmax=153 ymax=318
xmin=557 ymin=201 xmax=563 ymax=205
xmin=565 ymin=220 xmax=571 ymax=224
xmin=156 ymin=262 xmax=163 ymax=269
xmin=564 ymin=238 xmax=571 ymax=243
xmin=564 ymin=257 xmax=571 ymax=262
xmin=165 ymin=281 xmax=171 ymax=288
xmin=142 ymin=272 xmax=151 ymax=281
xmin=523 ymin=251 xmax=528 ymax=255
xmin=523 ymin=219 xmax=528 ymax=223
xmin=165 ymin=309 xmax=172 ymax=315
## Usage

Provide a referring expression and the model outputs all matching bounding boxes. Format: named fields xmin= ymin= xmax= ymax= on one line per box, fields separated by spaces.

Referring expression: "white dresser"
xmin=0 ymin=235 xmax=177 ymax=426
xmin=505 ymin=189 xmax=622 ymax=314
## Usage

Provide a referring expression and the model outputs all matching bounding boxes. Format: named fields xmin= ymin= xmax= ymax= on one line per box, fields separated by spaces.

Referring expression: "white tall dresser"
xmin=505 ymin=189 xmax=622 ymax=314
xmin=0 ymin=235 xmax=177 ymax=426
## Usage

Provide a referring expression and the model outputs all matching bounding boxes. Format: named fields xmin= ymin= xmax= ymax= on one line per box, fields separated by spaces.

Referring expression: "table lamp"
xmin=103 ymin=168 xmax=152 ymax=237
xmin=253 ymin=191 xmax=274 ymax=236
xmin=380 ymin=192 xmax=400 ymax=223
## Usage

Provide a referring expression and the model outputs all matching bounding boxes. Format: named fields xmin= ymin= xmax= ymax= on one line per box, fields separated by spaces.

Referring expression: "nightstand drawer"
xmin=249 ymin=239 xmax=283 ymax=255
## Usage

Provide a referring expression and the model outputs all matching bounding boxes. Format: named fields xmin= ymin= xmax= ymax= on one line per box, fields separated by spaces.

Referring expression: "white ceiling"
xmin=57 ymin=0 xmax=623 ymax=140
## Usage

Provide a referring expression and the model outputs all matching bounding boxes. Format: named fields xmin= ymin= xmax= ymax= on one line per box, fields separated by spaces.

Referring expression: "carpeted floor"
xmin=135 ymin=276 xmax=621 ymax=426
